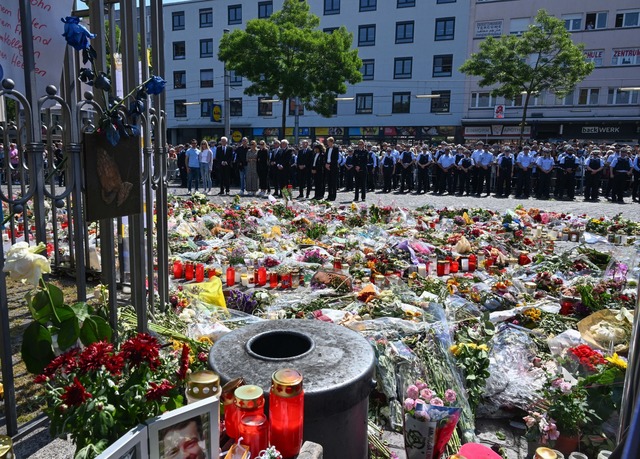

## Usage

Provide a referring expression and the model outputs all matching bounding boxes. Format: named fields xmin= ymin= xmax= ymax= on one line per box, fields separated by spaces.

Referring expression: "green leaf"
xmin=46 ymin=283 xmax=64 ymax=307
xmin=21 ymin=321 xmax=55 ymax=374
xmin=80 ymin=315 xmax=112 ymax=345
xmin=70 ymin=302 xmax=91 ymax=322
xmin=57 ymin=317 xmax=80 ymax=350
xmin=52 ymin=304 xmax=76 ymax=325
xmin=28 ymin=290 xmax=53 ymax=324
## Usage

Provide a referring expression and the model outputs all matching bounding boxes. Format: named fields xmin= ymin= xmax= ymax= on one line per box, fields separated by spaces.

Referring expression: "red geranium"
xmin=62 ymin=377 xmax=92 ymax=407
xmin=568 ymin=344 xmax=606 ymax=372
xmin=145 ymin=379 xmax=175 ymax=401
xmin=119 ymin=333 xmax=161 ymax=370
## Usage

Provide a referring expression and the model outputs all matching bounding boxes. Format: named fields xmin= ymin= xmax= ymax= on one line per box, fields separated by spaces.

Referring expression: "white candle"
xmin=417 ymin=264 xmax=427 ymax=277
xmin=460 ymin=258 xmax=469 ymax=272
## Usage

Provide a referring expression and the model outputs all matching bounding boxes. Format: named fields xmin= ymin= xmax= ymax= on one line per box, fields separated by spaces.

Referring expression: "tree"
xmin=459 ymin=9 xmax=594 ymax=145
xmin=218 ymin=0 xmax=362 ymax=138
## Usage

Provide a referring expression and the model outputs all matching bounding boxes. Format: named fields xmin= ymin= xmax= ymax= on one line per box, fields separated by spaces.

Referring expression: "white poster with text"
xmin=0 ymin=0 xmax=75 ymax=96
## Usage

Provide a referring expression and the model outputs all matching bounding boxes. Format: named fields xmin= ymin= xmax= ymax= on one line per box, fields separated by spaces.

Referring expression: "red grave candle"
xmin=269 ymin=369 xmax=304 ymax=458
xmin=184 ymin=262 xmax=194 ymax=281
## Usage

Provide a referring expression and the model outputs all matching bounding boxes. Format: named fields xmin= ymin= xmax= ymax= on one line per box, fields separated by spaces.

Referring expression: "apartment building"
xmin=163 ymin=0 xmax=470 ymax=145
xmin=463 ymin=0 xmax=640 ymax=143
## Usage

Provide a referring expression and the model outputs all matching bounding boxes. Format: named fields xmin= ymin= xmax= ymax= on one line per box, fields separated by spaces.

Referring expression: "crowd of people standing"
xmin=167 ymin=137 xmax=640 ymax=204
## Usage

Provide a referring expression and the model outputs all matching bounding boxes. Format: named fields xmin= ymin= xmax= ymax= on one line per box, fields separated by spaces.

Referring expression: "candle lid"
xmin=222 ymin=377 xmax=245 ymax=404
xmin=187 ymin=370 xmax=221 ymax=400
xmin=535 ymin=447 xmax=557 ymax=459
xmin=234 ymin=385 xmax=264 ymax=409
xmin=271 ymin=368 xmax=304 ymax=398
xmin=0 ymin=436 xmax=13 ymax=458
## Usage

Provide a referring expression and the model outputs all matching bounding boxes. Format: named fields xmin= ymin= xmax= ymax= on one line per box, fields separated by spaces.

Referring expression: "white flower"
xmin=3 ymin=242 xmax=51 ymax=286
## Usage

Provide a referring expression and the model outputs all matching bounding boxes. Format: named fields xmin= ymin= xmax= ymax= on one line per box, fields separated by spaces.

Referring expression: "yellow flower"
xmin=197 ymin=336 xmax=214 ymax=347
xmin=450 ymin=344 xmax=460 ymax=356
xmin=478 ymin=344 xmax=489 ymax=352
xmin=606 ymin=353 xmax=627 ymax=370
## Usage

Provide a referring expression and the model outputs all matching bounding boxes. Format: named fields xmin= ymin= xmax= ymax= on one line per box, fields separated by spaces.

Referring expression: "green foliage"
xmin=21 ymin=282 xmax=112 ymax=374
xmin=459 ymin=9 xmax=594 ymax=144
xmin=218 ymin=0 xmax=362 ymax=133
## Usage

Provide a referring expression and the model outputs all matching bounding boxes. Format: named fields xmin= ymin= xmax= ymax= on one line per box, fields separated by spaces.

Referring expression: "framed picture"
xmin=96 ymin=424 xmax=148 ymax=459
xmin=83 ymin=132 xmax=142 ymax=221
xmin=146 ymin=398 xmax=220 ymax=459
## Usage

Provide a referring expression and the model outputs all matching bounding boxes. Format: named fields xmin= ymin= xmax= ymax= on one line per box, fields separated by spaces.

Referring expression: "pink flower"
xmin=406 ymin=384 xmax=419 ymax=399
xmin=415 ymin=380 xmax=428 ymax=391
xmin=403 ymin=397 xmax=416 ymax=411
xmin=430 ymin=397 xmax=444 ymax=406
xmin=547 ymin=423 xmax=560 ymax=441
xmin=551 ymin=378 xmax=563 ymax=388
xmin=559 ymin=382 xmax=573 ymax=393
xmin=445 ymin=389 xmax=457 ymax=403
xmin=420 ymin=388 xmax=434 ymax=401
xmin=523 ymin=416 xmax=536 ymax=428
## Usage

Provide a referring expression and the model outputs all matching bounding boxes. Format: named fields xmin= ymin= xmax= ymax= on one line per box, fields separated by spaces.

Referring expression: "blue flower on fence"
xmin=61 ymin=17 xmax=96 ymax=51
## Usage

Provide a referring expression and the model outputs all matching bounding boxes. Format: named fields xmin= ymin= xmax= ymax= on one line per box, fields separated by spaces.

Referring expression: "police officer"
xmin=399 ymin=147 xmax=415 ymax=193
xmin=353 ymin=140 xmax=369 ymax=202
xmin=610 ymin=148 xmax=632 ymax=204
xmin=495 ymin=146 xmax=514 ymax=198
xmin=437 ymin=146 xmax=455 ymax=194
xmin=583 ymin=149 xmax=604 ymax=202
xmin=367 ymin=145 xmax=378 ymax=192
xmin=457 ymin=148 xmax=474 ymax=196
xmin=515 ymin=145 xmax=535 ymax=198
xmin=416 ymin=146 xmax=432 ymax=194
xmin=559 ymin=147 xmax=578 ymax=200
xmin=381 ymin=148 xmax=395 ymax=193
xmin=535 ymin=148 xmax=555 ymax=200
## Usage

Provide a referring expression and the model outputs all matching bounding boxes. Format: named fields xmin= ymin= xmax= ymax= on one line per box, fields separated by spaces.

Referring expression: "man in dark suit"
xmin=217 ymin=136 xmax=233 ymax=195
xmin=311 ymin=142 xmax=325 ymax=200
xmin=324 ymin=137 xmax=339 ymax=201
xmin=276 ymin=139 xmax=293 ymax=192
xmin=177 ymin=144 xmax=187 ymax=188
xmin=297 ymin=139 xmax=312 ymax=199
xmin=269 ymin=139 xmax=281 ymax=196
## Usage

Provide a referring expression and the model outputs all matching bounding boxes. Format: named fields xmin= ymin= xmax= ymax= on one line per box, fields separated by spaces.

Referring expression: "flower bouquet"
xmin=403 ymin=380 xmax=462 ymax=459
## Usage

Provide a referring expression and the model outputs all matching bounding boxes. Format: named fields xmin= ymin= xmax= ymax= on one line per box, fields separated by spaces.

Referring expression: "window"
xmin=470 ymin=92 xmax=494 ymax=108
xmin=508 ymin=93 xmax=539 ymax=107
xmin=258 ymin=97 xmax=273 ymax=117
xmin=323 ymin=27 xmax=338 ymax=34
xmin=288 ymin=99 xmax=304 ymax=116
xmin=200 ymin=69 xmax=213 ymax=88
xmin=356 ymin=94 xmax=373 ymax=114
xmin=611 ymin=48 xmax=640 ymax=66
xmin=562 ymin=14 xmax=582 ymax=31
xmin=361 ymin=59 xmax=375 ymax=80
xmin=358 ymin=25 xmax=376 ymax=46
xmin=608 ymin=88 xmax=639 ymax=105
xmin=395 ymin=21 xmax=414 ymax=44
xmin=615 ymin=10 xmax=640 ymax=28
xmin=433 ymin=54 xmax=452 ymax=77
xmin=172 ymin=11 xmax=185 ymax=31
xmin=585 ymin=12 xmax=607 ymax=30
xmin=578 ymin=88 xmax=599 ymax=105
xmin=510 ymin=18 xmax=529 ymax=36
xmin=173 ymin=71 xmax=186 ymax=89
xmin=431 ymin=91 xmax=451 ymax=113
xmin=200 ymin=39 xmax=213 ymax=58
xmin=360 ymin=0 xmax=376 ymax=12
xmin=174 ymin=99 xmax=186 ymax=118
xmin=437 ymin=0 xmax=456 ymax=3
xmin=200 ymin=99 xmax=213 ymax=117
xmin=230 ymin=70 xmax=243 ymax=86
xmin=584 ymin=50 xmax=604 ymax=67
xmin=394 ymin=57 xmax=413 ymax=79
xmin=258 ymin=1 xmax=273 ymax=19
xmin=200 ymin=8 xmax=213 ymax=28
xmin=324 ymin=0 xmax=340 ymax=15
xmin=392 ymin=92 xmax=411 ymax=114
xmin=435 ymin=18 xmax=455 ymax=40
xmin=397 ymin=0 xmax=415 ymax=8
xmin=173 ymin=41 xmax=185 ymax=60
xmin=230 ymin=98 xmax=243 ymax=116
xmin=554 ymin=90 xmax=574 ymax=106
xmin=228 ymin=5 xmax=242 ymax=25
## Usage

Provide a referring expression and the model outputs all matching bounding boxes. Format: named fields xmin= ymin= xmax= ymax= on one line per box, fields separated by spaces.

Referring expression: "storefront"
xmin=462 ymin=125 xmax=532 ymax=144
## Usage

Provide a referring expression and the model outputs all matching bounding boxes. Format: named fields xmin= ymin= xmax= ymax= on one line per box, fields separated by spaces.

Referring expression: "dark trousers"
xmin=393 ymin=169 xmax=402 ymax=189
xmin=313 ymin=171 xmax=324 ymax=199
xmin=219 ymin=165 xmax=230 ymax=193
xmin=326 ymin=168 xmax=338 ymax=200
xmin=382 ymin=169 xmax=393 ymax=192
xmin=561 ymin=172 xmax=576 ymax=199
xmin=344 ymin=168 xmax=354 ymax=191
xmin=367 ymin=167 xmax=376 ymax=191
xmin=632 ymin=171 xmax=640 ymax=199
xmin=496 ymin=172 xmax=512 ymax=196
xmin=417 ymin=167 xmax=429 ymax=193
xmin=179 ymin=167 xmax=188 ymax=187
xmin=537 ymin=172 xmax=552 ymax=199
xmin=612 ymin=172 xmax=629 ymax=202
xmin=476 ymin=168 xmax=491 ymax=194
xmin=516 ymin=169 xmax=531 ymax=197
xmin=458 ymin=171 xmax=471 ymax=194
xmin=297 ymin=167 xmax=309 ymax=196
xmin=354 ymin=171 xmax=367 ymax=201
xmin=258 ymin=168 xmax=269 ymax=190
xmin=400 ymin=166 xmax=413 ymax=192
xmin=584 ymin=172 xmax=601 ymax=200
xmin=277 ymin=168 xmax=290 ymax=191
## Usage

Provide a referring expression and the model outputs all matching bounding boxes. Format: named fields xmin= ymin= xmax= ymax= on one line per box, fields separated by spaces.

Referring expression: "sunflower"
xmin=606 ymin=353 xmax=627 ymax=370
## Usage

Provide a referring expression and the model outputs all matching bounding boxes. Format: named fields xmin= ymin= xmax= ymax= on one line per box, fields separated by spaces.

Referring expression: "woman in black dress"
xmin=256 ymin=140 xmax=270 ymax=197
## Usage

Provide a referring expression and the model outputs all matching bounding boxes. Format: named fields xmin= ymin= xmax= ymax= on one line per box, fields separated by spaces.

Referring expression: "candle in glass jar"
xmin=240 ymin=274 xmax=249 ymax=287
xmin=221 ymin=378 xmax=245 ymax=440
xmin=195 ymin=263 xmax=205 ymax=283
xmin=291 ymin=270 xmax=300 ymax=288
xmin=269 ymin=369 xmax=304 ymax=458
xmin=460 ymin=257 xmax=469 ymax=272
xmin=450 ymin=261 xmax=459 ymax=274
xmin=184 ymin=262 xmax=194 ymax=281
xmin=417 ymin=264 xmax=427 ymax=277
xmin=436 ymin=260 xmax=450 ymax=276
xmin=173 ymin=260 xmax=183 ymax=279
xmin=226 ymin=266 xmax=236 ymax=287
xmin=239 ymin=415 xmax=269 ymax=458
xmin=270 ymin=272 xmax=278 ymax=288
xmin=257 ymin=267 xmax=267 ymax=286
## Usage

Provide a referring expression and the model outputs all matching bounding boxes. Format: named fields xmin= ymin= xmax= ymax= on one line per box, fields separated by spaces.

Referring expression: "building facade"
xmin=163 ymin=0 xmax=470 ymax=145
xmin=463 ymin=0 xmax=640 ymax=144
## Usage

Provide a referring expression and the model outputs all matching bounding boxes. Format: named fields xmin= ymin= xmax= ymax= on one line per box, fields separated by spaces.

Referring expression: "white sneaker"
xmin=256 ymin=191 xmax=263 ymax=197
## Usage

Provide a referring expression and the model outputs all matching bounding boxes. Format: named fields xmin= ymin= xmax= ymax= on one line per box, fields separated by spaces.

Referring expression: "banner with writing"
xmin=0 ymin=0 xmax=74 ymax=96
